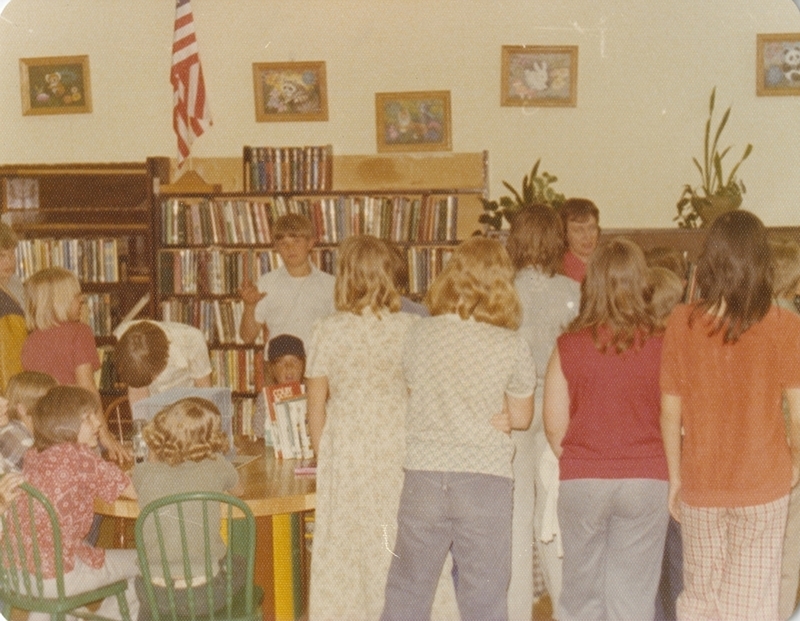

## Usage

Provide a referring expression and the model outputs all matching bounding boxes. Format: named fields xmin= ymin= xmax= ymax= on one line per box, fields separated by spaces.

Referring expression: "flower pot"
xmin=691 ymin=195 xmax=742 ymax=227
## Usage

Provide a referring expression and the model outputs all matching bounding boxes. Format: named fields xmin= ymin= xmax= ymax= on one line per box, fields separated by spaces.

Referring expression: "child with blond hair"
xmin=132 ymin=397 xmax=242 ymax=620
xmin=0 ymin=371 xmax=57 ymax=472
xmin=21 ymin=267 xmax=128 ymax=462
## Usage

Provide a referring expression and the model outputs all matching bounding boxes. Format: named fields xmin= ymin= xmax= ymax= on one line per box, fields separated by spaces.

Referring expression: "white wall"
xmin=1 ymin=0 xmax=800 ymax=227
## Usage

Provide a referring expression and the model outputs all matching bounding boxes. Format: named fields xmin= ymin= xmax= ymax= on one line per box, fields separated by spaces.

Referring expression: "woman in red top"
xmin=544 ymin=237 xmax=668 ymax=621
xmin=661 ymin=210 xmax=800 ymax=620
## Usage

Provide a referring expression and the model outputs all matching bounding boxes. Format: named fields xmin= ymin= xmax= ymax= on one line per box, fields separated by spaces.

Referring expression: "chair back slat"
xmin=0 ymin=479 xmax=132 ymax=620
xmin=135 ymin=491 xmax=261 ymax=621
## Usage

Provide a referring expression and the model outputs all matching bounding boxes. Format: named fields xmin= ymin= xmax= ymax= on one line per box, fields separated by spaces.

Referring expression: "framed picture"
xmin=374 ymin=90 xmax=452 ymax=152
xmin=19 ymin=55 xmax=92 ymax=115
xmin=252 ymin=61 xmax=328 ymax=122
xmin=501 ymin=45 xmax=578 ymax=107
xmin=756 ymin=33 xmax=800 ymax=96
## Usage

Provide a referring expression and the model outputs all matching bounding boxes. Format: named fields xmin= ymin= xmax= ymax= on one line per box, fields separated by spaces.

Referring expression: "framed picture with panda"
xmin=252 ymin=61 xmax=328 ymax=122
xmin=19 ymin=55 xmax=92 ymax=116
xmin=500 ymin=45 xmax=578 ymax=107
xmin=756 ymin=33 xmax=800 ymax=96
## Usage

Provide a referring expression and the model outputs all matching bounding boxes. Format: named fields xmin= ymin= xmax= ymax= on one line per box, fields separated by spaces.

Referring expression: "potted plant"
xmin=479 ymin=159 xmax=566 ymax=231
xmin=675 ymin=87 xmax=753 ymax=228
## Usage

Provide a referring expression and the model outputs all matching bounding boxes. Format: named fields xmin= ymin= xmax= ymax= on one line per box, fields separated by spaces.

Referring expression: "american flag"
xmin=171 ymin=0 xmax=211 ymax=164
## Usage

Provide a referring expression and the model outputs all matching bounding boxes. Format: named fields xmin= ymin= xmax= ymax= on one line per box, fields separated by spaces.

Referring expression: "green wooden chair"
xmin=134 ymin=491 xmax=263 ymax=621
xmin=0 ymin=481 xmax=132 ymax=621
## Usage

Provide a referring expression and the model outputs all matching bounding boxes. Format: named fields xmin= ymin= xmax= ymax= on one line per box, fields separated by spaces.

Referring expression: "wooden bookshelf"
xmin=154 ymin=151 xmax=488 ymax=432
xmin=0 ymin=158 xmax=170 ymax=393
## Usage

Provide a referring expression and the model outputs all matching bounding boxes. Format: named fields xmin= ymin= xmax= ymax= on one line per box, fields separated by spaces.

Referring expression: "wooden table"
xmin=94 ymin=440 xmax=316 ymax=621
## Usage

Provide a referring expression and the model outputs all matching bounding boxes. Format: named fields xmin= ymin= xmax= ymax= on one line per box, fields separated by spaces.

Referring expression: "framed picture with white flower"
xmin=19 ymin=55 xmax=92 ymax=116
xmin=501 ymin=45 xmax=578 ymax=107
xmin=756 ymin=33 xmax=800 ymax=96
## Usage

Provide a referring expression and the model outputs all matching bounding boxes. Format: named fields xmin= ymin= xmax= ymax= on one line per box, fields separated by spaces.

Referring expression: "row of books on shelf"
xmin=244 ymin=145 xmax=333 ymax=193
xmin=160 ymin=297 xmax=265 ymax=346
xmin=209 ymin=347 xmax=265 ymax=394
xmin=160 ymin=194 xmax=459 ymax=247
xmin=16 ymin=238 xmax=121 ymax=282
xmin=82 ymin=293 xmax=115 ymax=337
xmin=157 ymin=244 xmax=452 ymax=297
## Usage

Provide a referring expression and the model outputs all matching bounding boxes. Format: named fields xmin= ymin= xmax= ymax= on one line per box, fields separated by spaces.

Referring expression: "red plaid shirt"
xmin=18 ymin=443 xmax=130 ymax=578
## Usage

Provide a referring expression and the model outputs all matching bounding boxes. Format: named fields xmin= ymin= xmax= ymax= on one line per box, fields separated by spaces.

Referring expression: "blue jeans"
xmin=381 ymin=469 xmax=513 ymax=621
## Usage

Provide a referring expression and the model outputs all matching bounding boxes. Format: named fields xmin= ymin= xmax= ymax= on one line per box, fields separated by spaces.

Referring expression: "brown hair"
xmin=5 ymin=371 xmax=57 ymax=423
xmin=274 ymin=213 xmax=314 ymax=240
xmin=334 ymin=235 xmax=400 ymax=314
xmin=426 ymin=237 xmax=521 ymax=330
xmin=506 ymin=204 xmax=566 ymax=275
xmin=0 ymin=223 xmax=18 ymax=251
xmin=691 ymin=210 xmax=772 ymax=344
xmin=560 ymin=197 xmax=600 ymax=226
xmin=568 ymin=237 xmax=655 ymax=353
xmin=24 ymin=267 xmax=81 ymax=330
xmin=31 ymin=385 xmax=100 ymax=451
xmin=114 ymin=321 xmax=170 ymax=388
xmin=649 ymin=267 xmax=684 ymax=330
xmin=769 ymin=238 xmax=800 ymax=301
xmin=142 ymin=397 xmax=229 ymax=466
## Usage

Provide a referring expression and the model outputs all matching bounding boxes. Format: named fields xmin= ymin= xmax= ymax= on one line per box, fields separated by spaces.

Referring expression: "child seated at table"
xmin=16 ymin=385 xmax=139 ymax=621
xmin=132 ymin=397 xmax=244 ymax=620
xmin=251 ymin=334 xmax=306 ymax=440
xmin=0 ymin=371 xmax=57 ymax=472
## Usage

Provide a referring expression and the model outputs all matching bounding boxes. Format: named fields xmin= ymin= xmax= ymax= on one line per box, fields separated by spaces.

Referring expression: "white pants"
xmin=27 ymin=549 xmax=140 ymax=621
xmin=509 ymin=423 xmax=537 ymax=621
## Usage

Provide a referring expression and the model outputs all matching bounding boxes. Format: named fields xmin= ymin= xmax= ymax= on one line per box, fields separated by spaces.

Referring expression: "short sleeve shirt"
xmin=403 ymin=314 xmax=535 ymax=478
xmin=661 ymin=304 xmax=800 ymax=507
xmin=19 ymin=443 xmax=131 ymax=577
xmin=254 ymin=265 xmax=335 ymax=354
xmin=21 ymin=322 xmax=100 ymax=385
xmin=115 ymin=320 xmax=212 ymax=394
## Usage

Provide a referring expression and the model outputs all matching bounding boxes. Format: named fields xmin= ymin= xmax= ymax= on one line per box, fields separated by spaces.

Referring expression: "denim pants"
xmin=381 ymin=469 xmax=513 ymax=621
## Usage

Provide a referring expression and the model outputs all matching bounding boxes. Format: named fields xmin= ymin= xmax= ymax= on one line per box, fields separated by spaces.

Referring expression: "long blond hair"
xmin=24 ymin=267 xmax=81 ymax=330
xmin=334 ymin=235 xmax=400 ymax=315
xmin=426 ymin=237 xmax=521 ymax=330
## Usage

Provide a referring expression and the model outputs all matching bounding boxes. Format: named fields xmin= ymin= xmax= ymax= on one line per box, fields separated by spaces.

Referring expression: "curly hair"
xmin=142 ymin=397 xmax=229 ymax=466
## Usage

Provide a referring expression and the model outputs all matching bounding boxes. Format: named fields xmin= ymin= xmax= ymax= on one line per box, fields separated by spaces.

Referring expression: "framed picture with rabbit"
xmin=501 ymin=45 xmax=578 ymax=107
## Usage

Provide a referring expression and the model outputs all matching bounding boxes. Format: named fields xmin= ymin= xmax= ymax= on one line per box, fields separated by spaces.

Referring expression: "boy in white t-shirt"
xmin=238 ymin=214 xmax=334 ymax=354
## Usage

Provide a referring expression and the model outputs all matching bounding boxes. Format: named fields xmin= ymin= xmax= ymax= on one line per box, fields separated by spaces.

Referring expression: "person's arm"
xmin=0 ymin=472 xmax=24 ymax=514
xmin=75 ymin=363 xmax=132 ymax=464
xmin=119 ymin=482 xmax=137 ymax=500
xmin=127 ymin=385 xmax=150 ymax=405
xmin=543 ymin=348 xmax=570 ymax=458
xmin=786 ymin=387 xmax=800 ymax=488
xmin=239 ymin=281 xmax=267 ymax=344
xmin=661 ymin=393 xmax=683 ymax=522
xmin=193 ymin=373 xmax=212 ymax=387
xmin=508 ymin=393 xmax=534 ymax=431
xmin=306 ymin=376 xmax=329 ymax=455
